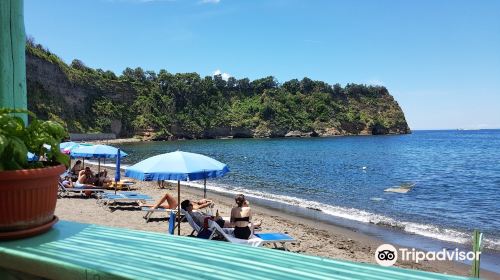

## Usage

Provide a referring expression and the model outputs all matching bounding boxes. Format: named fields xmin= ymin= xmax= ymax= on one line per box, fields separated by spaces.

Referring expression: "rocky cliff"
xmin=26 ymin=43 xmax=410 ymax=139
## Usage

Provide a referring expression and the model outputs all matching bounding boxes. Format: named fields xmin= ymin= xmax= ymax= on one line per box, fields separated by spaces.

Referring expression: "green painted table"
xmin=0 ymin=220 xmax=474 ymax=280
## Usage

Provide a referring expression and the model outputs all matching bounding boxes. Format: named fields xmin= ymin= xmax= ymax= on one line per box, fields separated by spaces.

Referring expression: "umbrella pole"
xmin=204 ymin=177 xmax=207 ymax=199
xmin=98 ymin=158 xmax=101 ymax=173
xmin=177 ymin=180 xmax=181 ymax=235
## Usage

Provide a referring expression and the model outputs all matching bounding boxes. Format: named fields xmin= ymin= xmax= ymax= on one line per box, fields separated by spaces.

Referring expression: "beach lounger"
xmin=141 ymin=198 xmax=213 ymax=223
xmin=58 ymin=182 xmax=106 ymax=198
xmin=180 ymin=209 xmax=202 ymax=236
xmin=208 ymin=220 xmax=297 ymax=251
xmin=141 ymin=207 xmax=177 ymax=222
xmin=97 ymin=192 xmax=153 ymax=210
xmin=181 ymin=209 xmax=231 ymax=237
xmin=107 ymin=180 xmax=135 ymax=191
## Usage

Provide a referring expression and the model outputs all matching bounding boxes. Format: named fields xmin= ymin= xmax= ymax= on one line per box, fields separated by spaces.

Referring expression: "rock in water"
xmin=384 ymin=183 xmax=416 ymax=194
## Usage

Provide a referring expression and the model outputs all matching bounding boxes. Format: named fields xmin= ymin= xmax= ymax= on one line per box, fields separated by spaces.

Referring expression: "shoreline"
xmin=180 ymin=184 xmax=500 ymax=279
xmin=56 ymin=166 xmax=500 ymax=279
xmin=85 ymin=132 xmax=412 ymax=145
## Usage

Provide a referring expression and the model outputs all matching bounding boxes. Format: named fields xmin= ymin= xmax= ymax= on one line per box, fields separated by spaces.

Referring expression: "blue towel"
xmin=254 ymin=233 xmax=294 ymax=241
xmin=168 ymin=212 xmax=176 ymax=235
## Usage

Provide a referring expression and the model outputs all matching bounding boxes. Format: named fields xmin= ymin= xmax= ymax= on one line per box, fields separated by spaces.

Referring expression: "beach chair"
xmin=180 ymin=209 xmax=231 ymax=237
xmin=107 ymin=180 xmax=135 ymax=191
xmin=58 ymin=182 xmax=106 ymax=198
xmin=180 ymin=209 xmax=202 ymax=236
xmin=208 ymin=220 xmax=297 ymax=251
xmin=141 ymin=207 xmax=177 ymax=222
xmin=97 ymin=192 xmax=153 ymax=210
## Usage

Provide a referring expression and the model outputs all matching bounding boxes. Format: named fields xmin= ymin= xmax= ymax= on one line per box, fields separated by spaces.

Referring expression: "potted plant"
xmin=0 ymin=108 xmax=69 ymax=239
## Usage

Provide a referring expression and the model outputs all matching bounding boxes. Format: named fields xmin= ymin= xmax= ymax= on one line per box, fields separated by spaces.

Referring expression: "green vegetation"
xmin=0 ymin=108 xmax=69 ymax=171
xmin=25 ymin=39 xmax=409 ymax=139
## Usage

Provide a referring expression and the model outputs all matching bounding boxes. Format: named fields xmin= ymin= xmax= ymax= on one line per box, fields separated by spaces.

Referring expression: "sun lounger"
xmin=97 ymin=192 xmax=153 ymax=210
xmin=181 ymin=210 xmax=231 ymax=237
xmin=58 ymin=182 xmax=106 ymax=198
xmin=141 ymin=207 xmax=177 ymax=222
xmin=180 ymin=209 xmax=202 ymax=236
xmin=208 ymin=221 xmax=297 ymax=251
xmin=107 ymin=180 xmax=135 ymax=191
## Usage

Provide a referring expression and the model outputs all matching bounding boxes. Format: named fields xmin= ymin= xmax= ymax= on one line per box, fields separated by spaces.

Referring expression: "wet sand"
xmin=56 ymin=166 xmax=500 ymax=279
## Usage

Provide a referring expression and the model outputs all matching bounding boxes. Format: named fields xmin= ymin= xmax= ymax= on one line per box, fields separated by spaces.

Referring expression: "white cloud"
xmin=213 ymin=69 xmax=231 ymax=81
xmin=201 ymin=0 xmax=220 ymax=4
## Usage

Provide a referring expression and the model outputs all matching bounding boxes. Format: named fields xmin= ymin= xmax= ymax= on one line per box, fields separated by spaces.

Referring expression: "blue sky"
xmin=24 ymin=0 xmax=500 ymax=130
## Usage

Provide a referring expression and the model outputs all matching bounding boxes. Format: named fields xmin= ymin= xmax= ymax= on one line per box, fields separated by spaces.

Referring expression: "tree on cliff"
xmin=25 ymin=42 xmax=410 ymax=138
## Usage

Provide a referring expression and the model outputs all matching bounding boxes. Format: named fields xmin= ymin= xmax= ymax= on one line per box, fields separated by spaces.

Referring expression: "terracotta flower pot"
xmin=0 ymin=164 xmax=65 ymax=235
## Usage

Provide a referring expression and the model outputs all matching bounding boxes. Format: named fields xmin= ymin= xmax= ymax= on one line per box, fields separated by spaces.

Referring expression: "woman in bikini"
xmin=230 ymin=194 xmax=255 ymax=239
xmin=141 ymin=193 xmax=213 ymax=210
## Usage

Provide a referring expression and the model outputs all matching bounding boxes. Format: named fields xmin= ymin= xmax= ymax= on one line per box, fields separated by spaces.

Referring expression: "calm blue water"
xmin=116 ymin=130 xmax=500 ymax=250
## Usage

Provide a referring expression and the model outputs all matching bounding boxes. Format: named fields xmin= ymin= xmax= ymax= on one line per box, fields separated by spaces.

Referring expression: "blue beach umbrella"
xmin=71 ymin=144 xmax=127 ymax=172
xmin=60 ymin=142 xmax=90 ymax=171
xmin=59 ymin=141 xmax=78 ymax=150
xmin=125 ymin=151 xmax=230 ymax=234
xmin=60 ymin=142 xmax=87 ymax=155
xmin=70 ymin=144 xmax=127 ymax=159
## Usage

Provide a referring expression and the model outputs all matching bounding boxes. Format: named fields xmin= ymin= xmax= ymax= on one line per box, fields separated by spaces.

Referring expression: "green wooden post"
xmin=471 ymin=229 xmax=482 ymax=278
xmin=0 ymin=0 xmax=27 ymax=123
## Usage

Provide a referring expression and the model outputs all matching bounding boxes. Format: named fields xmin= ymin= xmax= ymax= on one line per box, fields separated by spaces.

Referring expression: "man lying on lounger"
xmin=181 ymin=199 xmax=228 ymax=229
xmin=140 ymin=193 xmax=214 ymax=211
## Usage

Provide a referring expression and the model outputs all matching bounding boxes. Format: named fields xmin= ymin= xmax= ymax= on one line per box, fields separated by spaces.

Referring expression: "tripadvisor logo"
xmin=375 ymin=244 xmax=481 ymax=267
xmin=375 ymin=244 xmax=398 ymax=266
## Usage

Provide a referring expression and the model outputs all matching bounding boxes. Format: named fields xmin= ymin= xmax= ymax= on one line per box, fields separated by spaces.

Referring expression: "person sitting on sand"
xmin=230 ymin=194 xmax=261 ymax=240
xmin=181 ymin=199 xmax=227 ymax=228
xmin=140 ymin=193 xmax=213 ymax=210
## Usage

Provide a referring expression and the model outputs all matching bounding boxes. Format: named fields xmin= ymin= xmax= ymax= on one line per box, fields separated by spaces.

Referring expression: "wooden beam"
xmin=0 ymin=0 xmax=27 ymax=123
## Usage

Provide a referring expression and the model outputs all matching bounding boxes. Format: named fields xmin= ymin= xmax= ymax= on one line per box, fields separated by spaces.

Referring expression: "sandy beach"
xmin=56 ymin=165 xmax=500 ymax=280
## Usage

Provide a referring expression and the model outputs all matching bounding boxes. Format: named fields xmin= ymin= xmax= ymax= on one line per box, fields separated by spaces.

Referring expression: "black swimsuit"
xmin=233 ymin=217 xmax=251 ymax=239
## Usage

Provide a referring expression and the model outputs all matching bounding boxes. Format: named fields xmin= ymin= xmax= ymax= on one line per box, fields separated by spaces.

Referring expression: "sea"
xmin=103 ymin=130 xmax=500 ymax=270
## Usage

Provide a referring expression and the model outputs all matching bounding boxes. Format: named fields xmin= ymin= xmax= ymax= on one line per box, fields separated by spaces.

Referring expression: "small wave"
xmin=173 ymin=180 xmax=500 ymax=251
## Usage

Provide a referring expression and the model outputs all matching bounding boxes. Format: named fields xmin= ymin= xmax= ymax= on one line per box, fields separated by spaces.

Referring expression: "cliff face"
xmin=26 ymin=46 xmax=136 ymax=135
xmin=26 ymin=44 xmax=410 ymax=139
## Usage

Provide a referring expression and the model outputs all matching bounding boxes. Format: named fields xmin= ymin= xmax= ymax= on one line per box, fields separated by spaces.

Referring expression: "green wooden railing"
xmin=0 ymin=0 xmax=27 ymax=123
xmin=0 ymin=220 xmax=477 ymax=280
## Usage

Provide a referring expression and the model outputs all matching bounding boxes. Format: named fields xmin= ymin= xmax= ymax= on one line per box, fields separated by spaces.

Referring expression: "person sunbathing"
xmin=61 ymin=176 xmax=74 ymax=188
xmin=141 ymin=193 xmax=213 ymax=210
xmin=95 ymin=169 xmax=112 ymax=187
xmin=75 ymin=167 xmax=97 ymax=189
xmin=181 ymin=199 xmax=227 ymax=228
